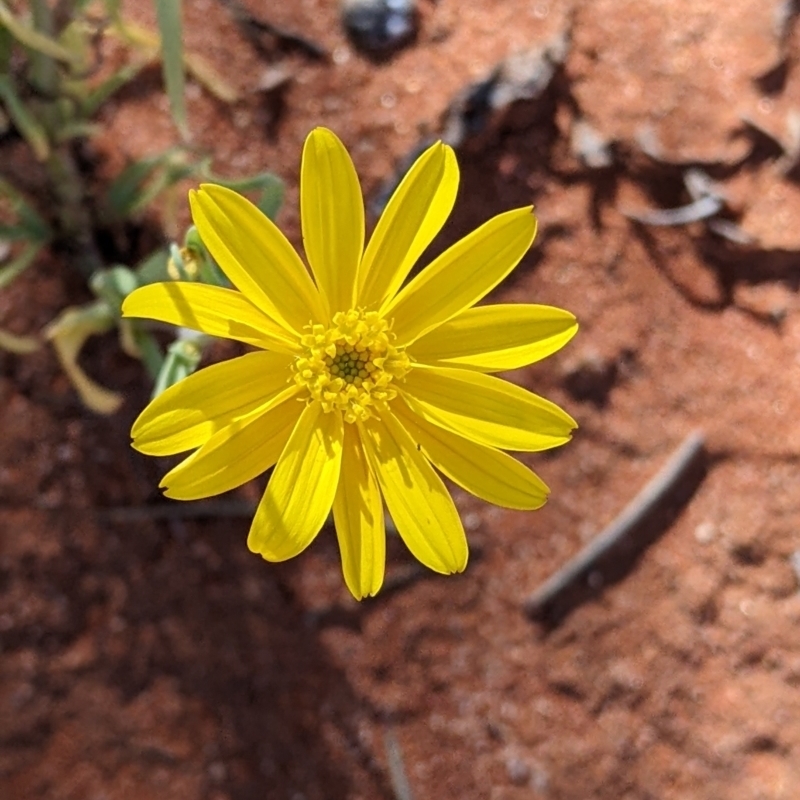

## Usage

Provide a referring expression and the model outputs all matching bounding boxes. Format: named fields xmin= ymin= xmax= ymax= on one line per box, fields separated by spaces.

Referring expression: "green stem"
xmin=28 ymin=0 xmax=102 ymax=278
xmin=28 ymin=0 xmax=58 ymax=97
xmin=44 ymin=145 xmax=104 ymax=278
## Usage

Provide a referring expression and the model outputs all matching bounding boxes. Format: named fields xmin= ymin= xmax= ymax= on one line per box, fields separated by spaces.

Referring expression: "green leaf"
xmin=103 ymin=148 xmax=193 ymax=221
xmin=44 ymin=301 xmax=124 ymax=414
xmin=131 ymin=326 xmax=164 ymax=379
xmin=183 ymin=225 xmax=228 ymax=286
xmin=0 ymin=243 xmax=42 ymax=290
xmin=0 ymin=0 xmax=79 ymax=65
xmin=0 ymin=15 xmax=13 ymax=69
xmin=104 ymin=154 xmax=164 ymax=219
xmin=151 ymin=331 xmax=207 ymax=398
xmin=207 ymin=172 xmax=285 ymax=221
xmin=0 ymin=327 xmax=39 ymax=354
xmin=134 ymin=248 xmax=171 ymax=284
xmin=0 ymin=75 xmax=50 ymax=160
xmin=80 ymin=60 xmax=148 ymax=116
xmin=130 ymin=151 xmax=195 ymax=213
xmin=0 ymin=179 xmax=50 ymax=242
xmin=89 ymin=265 xmax=140 ymax=311
xmin=154 ymin=0 xmax=188 ymax=139
xmin=254 ymin=175 xmax=284 ymax=221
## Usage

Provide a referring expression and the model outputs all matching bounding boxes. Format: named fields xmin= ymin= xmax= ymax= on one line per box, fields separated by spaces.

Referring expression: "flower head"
xmin=122 ymin=127 xmax=577 ymax=599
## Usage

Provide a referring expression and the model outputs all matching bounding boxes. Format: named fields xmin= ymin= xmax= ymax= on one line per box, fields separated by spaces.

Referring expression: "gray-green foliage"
xmin=0 ymin=0 xmax=284 ymax=411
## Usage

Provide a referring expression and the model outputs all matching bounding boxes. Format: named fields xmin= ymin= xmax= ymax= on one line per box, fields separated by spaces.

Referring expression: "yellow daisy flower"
xmin=122 ymin=127 xmax=577 ymax=599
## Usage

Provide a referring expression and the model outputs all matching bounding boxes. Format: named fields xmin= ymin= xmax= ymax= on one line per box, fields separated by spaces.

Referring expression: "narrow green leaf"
xmin=53 ymin=121 xmax=100 ymax=143
xmin=0 ymin=75 xmax=50 ymax=160
xmin=205 ymin=172 xmax=285 ymax=221
xmin=104 ymin=148 xmax=200 ymax=222
xmin=81 ymin=60 xmax=148 ymax=116
xmin=132 ymin=327 xmax=164 ymax=380
xmin=154 ymin=0 xmax=188 ymax=139
xmin=184 ymin=225 xmax=228 ymax=286
xmin=0 ymin=327 xmax=39 ymax=354
xmin=105 ymin=156 xmax=160 ymax=217
xmin=152 ymin=332 xmax=207 ymax=398
xmin=0 ymin=0 xmax=78 ymax=65
xmin=0 ymin=178 xmax=50 ymax=241
xmin=0 ymin=224 xmax=31 ymax=240
xmin=129 ymin=151 xmax=194 ymax=214
xmin=44 ymin=301 xmax=124 ymax=415
xmin=103 ymin=151 xmax=173 ymax=220
xmin=0 ymin=243 xmax=42 ymax=290
xmin=134 ymin=248 xmax=170 ymax=284
xmin=255 ymin=175 xmax=285 ymax=221
xmin=90 ymin=265 xmax=140 ymax=311
xmin=0 ymin=15 xmax=13 ymax=69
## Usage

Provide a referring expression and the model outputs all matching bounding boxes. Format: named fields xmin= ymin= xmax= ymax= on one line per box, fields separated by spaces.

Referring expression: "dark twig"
xmin=384 ymin=728 xmax=415 ymax=800
xmin=524 ymin=430 xmax=706 ymax=622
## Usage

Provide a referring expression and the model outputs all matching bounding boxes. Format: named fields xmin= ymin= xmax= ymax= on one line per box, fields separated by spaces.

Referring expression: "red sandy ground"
xmin=2 ymin=1 xmax=800 ymax=798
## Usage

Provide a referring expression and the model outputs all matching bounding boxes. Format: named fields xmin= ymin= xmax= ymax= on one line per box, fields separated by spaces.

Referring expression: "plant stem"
xmin=29 ymin=0 xmax=58 ymax=98
xmin=45 ymin=146 xmax=104 ymax=278
xmin=29 ymin=0 xmax=102 ymax=278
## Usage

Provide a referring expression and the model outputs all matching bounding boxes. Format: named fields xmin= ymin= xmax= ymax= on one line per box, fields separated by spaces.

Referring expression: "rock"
xmin=341 ymin=0 xmax=417 ymax=56
xmin=505 ymin=755 xmax=531 ymax=786
xmin=571 ymin=119 xmax=614 ymax=168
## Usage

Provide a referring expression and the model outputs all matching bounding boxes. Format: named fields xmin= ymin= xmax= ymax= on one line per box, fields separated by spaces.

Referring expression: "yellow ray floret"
xmin=123 ymin=126 xmax=578 ymax=599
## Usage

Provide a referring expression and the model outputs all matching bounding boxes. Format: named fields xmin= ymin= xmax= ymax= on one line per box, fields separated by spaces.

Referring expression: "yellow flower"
xmin=122 ymin=127 xmax=577 ymax=599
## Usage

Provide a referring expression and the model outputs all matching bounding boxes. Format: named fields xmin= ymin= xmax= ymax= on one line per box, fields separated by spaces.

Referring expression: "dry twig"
xmin=524 ymin=430 xmax=706 ymax=621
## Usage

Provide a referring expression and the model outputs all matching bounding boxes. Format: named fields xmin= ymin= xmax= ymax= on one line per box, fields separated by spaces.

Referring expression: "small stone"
xmin=257 ymin=64 xmax=293 ymax=93
xmin=463 ymin=512 xmax=482 ymax=531
xmin=571 ymin=119 xmax=613 ymax=168
xmin=341 ymin=0 xmax=418 ymax=56
xmin=505 ymin=756 xmax=530 ymax=786
xmin=694 ymin=521 xmax=716 ymax=544
xmin=789 ymin=551 xmax=800 ymax=588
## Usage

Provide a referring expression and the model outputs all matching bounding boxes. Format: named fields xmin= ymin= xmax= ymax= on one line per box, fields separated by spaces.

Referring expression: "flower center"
xmin=293 ymin=309 xmax=410 ymax=423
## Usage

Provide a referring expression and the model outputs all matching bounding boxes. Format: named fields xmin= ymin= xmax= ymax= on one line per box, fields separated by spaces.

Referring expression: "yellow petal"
xmin=410 ymin=304 xmax=578 ymax=372
xmin=358 ymin=141 xmax=458 ymax=309
xmin=382 ymin=207 xmax=537 ymax=345
xmin=332 ymin=423 xmax=385 ymax=599
xmin=190 ymin=184 xmax=327 ymax=333
xmin=301 ymin=128 xmax=364 ymax=314
xmin=392 ymin=398 xmax=549 ymax=510
xmin=132 ymin=350 xmax=295 ymax=455
xmin=248 ymin=402 xmax=343 ymax=561
xmin=360 ymin=411 xmax=467 ymax=574
xmin=161 ymin=390 xmax=302 ymax=500
xmin=122 ymin=282 xmax=299 ymax=354
xmin=401 ymin=365 xmax=576 ymax=452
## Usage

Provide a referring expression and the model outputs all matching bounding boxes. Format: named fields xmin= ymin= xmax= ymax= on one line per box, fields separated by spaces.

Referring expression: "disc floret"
xmin=293 ymin=309 xmax=410 ymax=423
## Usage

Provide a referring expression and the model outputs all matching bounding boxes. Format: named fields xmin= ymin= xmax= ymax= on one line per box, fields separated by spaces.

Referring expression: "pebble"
xmin=341 ymin=0 xmax=417 ymax=56
xmin=571 ymin=119 xmax=614 ymax=168
xmin=693 ymin=521 xmax=716 ymax=544
xmin=789 ymin=551 xmax=800 ymax=588
xmin=505 ymin=756 xmax=530 ymax=786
